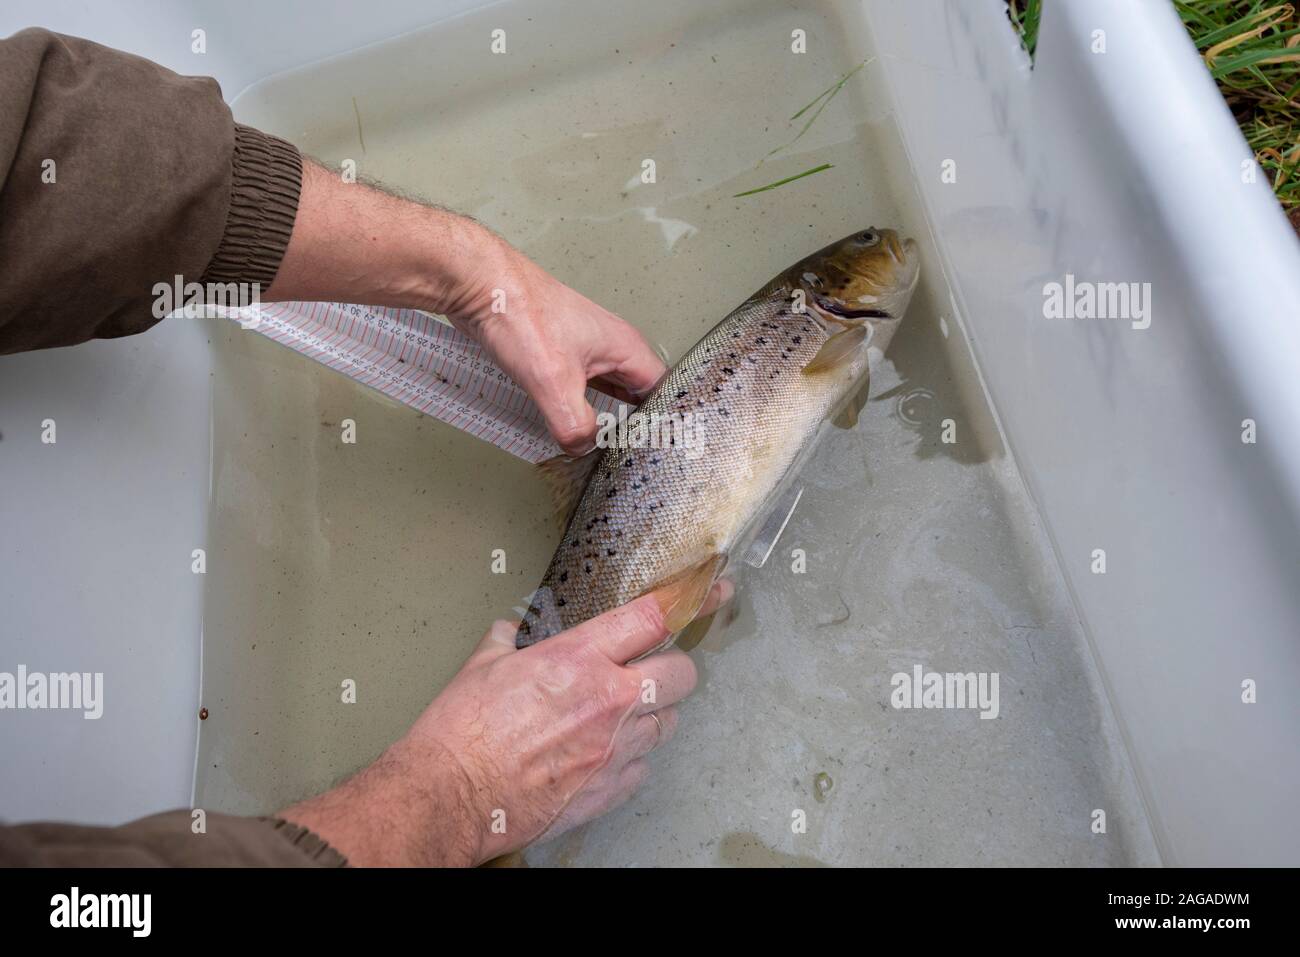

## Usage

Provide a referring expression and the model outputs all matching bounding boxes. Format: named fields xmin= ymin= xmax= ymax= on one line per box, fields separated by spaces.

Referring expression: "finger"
xmin=619 ymin=758 xmax=651 ymax=795
xmin=591 ymin=319 xmax=667 ymax=399
xmin=558 ymin=592 xmax=670 ymax=664
xmin=587 ymin=374 xmax=639 ymax=405
xmin=529 ymin=366 xmax=600 ymax=456
xmin=556 ymin=577 xmax=732 ymax=665
xmin=617 ymin=707 xmax=679 ymax=762
xmin=696 ymin=577 xmax=735 ymax=619
xmin=632 ymin=650 xmax=697 ymax=714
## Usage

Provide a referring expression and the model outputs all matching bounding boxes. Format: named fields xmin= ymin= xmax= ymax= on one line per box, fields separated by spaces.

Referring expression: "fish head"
xmin=793 ymin=228 xmax=920 ymax=342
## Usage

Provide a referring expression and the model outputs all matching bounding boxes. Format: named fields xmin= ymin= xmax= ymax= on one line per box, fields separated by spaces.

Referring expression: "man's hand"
xmin=265 ymin=160 xmax=666 ymax=455
xmin=280 ymin=580 xmax=731 ymax=866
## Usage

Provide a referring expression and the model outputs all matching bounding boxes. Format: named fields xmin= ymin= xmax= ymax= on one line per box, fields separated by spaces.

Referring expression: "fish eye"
xmin=857 ymin=229 xmax=880 ymax=246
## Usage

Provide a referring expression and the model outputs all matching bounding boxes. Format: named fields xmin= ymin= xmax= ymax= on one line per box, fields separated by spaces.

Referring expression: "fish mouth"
xmin=814 ymin=295 xmax=893 ymax=320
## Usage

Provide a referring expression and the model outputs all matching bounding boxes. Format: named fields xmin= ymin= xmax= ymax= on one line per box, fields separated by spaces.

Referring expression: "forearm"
xmin=265 ymin=159 xmax=509 ymax=329
xmin=278 ymin=734 xmax=487 ymax=867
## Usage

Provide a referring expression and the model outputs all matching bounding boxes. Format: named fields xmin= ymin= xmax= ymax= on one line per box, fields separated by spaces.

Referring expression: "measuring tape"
xmin=228 ymin=301 xmax=626 ymax=464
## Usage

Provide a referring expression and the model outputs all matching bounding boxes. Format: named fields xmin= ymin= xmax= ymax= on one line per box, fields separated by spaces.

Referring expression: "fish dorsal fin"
xmin=537 ymin=451 xmax=602 ymax=528
xmin=802 ymin=325 xmax=867 ymax=376
xmin=832 ymin=369 xmax=872 ymax=429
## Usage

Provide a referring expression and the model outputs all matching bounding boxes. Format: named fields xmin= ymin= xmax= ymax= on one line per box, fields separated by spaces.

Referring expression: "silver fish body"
xmin=517 ymin=228 xmax=919 ymax=648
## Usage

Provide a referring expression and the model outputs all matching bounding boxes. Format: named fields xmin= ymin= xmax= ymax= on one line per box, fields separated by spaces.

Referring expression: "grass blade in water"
xmin=733 ymin=163 xmax=833 ymax=198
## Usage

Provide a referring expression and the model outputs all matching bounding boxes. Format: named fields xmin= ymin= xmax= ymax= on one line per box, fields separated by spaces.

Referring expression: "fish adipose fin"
xmin=537 ymin=451 xmax=602 ymax=528
xmin=802 ymin=325 xmax=867 ymax=376
xmin=832 ymin=369 xmax=871 ymax=430
xmin=646 ymin=553 xmax=726 ymax=634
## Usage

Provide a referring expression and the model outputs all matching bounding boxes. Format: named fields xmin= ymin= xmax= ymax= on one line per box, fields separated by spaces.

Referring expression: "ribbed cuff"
xmin=260 ymin=818 xmax=349 ymax=867
xmin=202 ymin=123 xmax=302 ymax=287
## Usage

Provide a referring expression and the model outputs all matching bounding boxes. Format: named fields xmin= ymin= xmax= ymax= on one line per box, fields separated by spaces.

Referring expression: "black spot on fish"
xmin=559 ymin=571 xmax=568 ymax=582
xmin=757 ymin=337 xmax=767 ymax=345
xmin=675 ymin=391 xmax=687 ymax=399
xmin=793 ymin=335 xmax=802 ymax=344
xmin=585 ymin=563 xmax=593 ymax=573
xmin=623 ymin=457 xmax=632 ymax=466
xmin=557 ymin=597 xmax=567 ymax=607
xmin=722 ymin=367 xmax=735 ymax=375
xmin=607 ymin=488 xmax=618 ymax=497
xmin=606 ymin=548 xmax=617 ymax=556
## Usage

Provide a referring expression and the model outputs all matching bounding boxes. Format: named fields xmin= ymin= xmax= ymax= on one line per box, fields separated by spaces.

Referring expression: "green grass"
xmin=763 ymin=58 xmax=871 ymax=162
xmin=1006 ymin=0 xmax=1042 ymax=56
xmin=1175 ymin=1 xmax=1300 ymax=226
xmin=735 ymin=59 xmax=869 ymax=198
xmin=1006 ymin=1 xmax=1299 ymax=229
xmin=733 ymin=163 xmax=834 ymax=197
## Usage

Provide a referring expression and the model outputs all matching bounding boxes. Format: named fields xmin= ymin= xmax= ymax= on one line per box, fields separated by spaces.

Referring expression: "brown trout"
xmin=516 ymin=228 xmax=920 ymax=649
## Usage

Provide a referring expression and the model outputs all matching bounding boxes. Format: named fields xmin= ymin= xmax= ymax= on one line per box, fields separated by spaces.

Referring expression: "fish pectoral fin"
xmin=802 ymin=325 xmax=868 ymax=376
xmin=537 ymin=450 xmax=602 ymax=528
xmin=832 ymin=369 xmax=871 ymax=430
xmin=644 ymin=553 xmax=727 ymax=635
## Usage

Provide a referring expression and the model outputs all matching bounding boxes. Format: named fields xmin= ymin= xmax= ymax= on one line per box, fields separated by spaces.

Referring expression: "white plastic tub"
xmin=2 ymin=0 xmax=1297 ymax=866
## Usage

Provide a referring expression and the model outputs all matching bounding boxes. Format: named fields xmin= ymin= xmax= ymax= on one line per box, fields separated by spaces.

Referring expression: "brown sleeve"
xmin=0 ymin=811 xmax=348 ymax=867
xmin=0 ymin=28 xmax=302 ymax=355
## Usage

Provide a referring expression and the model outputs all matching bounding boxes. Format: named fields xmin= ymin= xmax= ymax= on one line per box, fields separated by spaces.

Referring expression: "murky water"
xmin=198 ymin=0 xmax=1158 ymax=865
